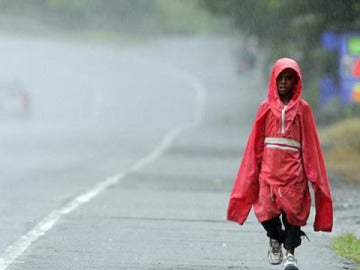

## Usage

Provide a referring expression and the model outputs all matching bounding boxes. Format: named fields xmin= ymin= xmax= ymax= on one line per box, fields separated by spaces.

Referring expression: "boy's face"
xmin=276 ymin=68 xmax=298 ymax=99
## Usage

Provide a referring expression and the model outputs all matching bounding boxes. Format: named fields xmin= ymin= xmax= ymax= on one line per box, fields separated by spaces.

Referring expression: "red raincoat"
xmin=227 ymin=58 xmax=333 ymax=232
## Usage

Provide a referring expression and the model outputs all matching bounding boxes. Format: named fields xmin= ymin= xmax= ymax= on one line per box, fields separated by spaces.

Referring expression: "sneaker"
xmin=284 ymin=253 xmax=298 ymax=270
xmin=267 ymin=238 xmax=283 ymax=265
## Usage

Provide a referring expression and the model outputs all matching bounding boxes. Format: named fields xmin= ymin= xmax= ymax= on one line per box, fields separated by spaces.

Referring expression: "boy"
xmin=227 ymin=58 xmax=333 ymax=270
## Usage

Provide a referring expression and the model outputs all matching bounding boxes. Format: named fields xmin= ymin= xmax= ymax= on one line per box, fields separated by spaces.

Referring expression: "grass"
xmin=321 ymin=118 xmax=360 ymax=269
xmin=332 ymin=233 xmax=360 ymax=269
xmin=320 ymin=117 xmax=360 ymax=182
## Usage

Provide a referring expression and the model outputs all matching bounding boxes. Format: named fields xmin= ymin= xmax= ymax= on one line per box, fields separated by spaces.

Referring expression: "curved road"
xmin=0 ymin=35 xmax=356 ymax=269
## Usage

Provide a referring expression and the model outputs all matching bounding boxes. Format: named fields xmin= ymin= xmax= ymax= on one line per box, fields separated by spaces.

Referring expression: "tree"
xmin=201 ymin=0 xmax=360 ymax=56
xmin=201 ymin=0 xmax=360 ymax=108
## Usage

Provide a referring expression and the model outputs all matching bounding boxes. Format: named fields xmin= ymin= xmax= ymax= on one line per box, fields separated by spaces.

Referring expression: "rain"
xmin=0 ymin=1 xmax=359 ymax=269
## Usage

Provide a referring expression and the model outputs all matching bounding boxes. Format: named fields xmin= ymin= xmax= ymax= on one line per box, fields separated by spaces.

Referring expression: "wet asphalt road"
xmin=0 ymin=35 xmax=358 ymax=269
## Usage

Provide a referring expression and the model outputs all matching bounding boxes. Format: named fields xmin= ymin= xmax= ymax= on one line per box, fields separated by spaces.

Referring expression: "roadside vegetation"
xmin=200 ymin=1 xmax=360 ymax=114
xmin=332 ymin=233 xmax=360 ymax=269
xmin=0 ymin=0 xmax=229 ymax=38
xmin=320 ymin=117 xmax=360 ymax=183
xmin=321 ymin=117 xmax=360 ymax=268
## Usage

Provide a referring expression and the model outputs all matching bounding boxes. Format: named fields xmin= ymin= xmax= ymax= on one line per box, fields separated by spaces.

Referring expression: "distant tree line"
xmin=3 ymin=0 xmax=360 ymax=112
xmin=0 ymin=0 xmax=223 ymax=35
xmin=200 ymin=0 xmax=360 ymax=110
xmin=3 ymin=0 xmax=360 ymax=69
xmin=201 ymin=0 xmax=360 ymax=58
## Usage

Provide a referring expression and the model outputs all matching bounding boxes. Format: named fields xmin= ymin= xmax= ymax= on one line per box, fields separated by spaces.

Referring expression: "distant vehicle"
xmin=0 ymin=82 xmax=30 ymax=118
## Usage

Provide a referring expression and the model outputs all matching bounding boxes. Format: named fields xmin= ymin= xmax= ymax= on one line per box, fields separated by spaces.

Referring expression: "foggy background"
xmin=0 ymin=1 xmax=358 ymax=269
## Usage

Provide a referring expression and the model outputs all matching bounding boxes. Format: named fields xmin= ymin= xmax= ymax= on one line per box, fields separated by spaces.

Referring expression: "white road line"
xmin=0 ymin=65 xmax=207 ymax=269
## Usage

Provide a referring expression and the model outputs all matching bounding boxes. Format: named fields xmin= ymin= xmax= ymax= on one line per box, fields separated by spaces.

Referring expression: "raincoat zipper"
xmin=281 ymin=105 xmax=287 ymax=134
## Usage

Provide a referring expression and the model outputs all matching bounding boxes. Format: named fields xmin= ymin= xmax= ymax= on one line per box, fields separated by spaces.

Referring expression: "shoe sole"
xmin=284 ymin=265 xmax=298 ymax=270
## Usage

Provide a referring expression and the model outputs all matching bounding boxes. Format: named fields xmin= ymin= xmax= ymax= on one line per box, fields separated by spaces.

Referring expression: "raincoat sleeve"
xmin=301 ymin=102 xmax=333 ymax=232
xmin=227 ymin=102 xmax=268 ymax=225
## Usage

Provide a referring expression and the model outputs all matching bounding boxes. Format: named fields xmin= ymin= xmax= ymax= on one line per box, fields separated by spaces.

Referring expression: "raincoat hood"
xmin=268 ymin=58 xmax=302 ymax=122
